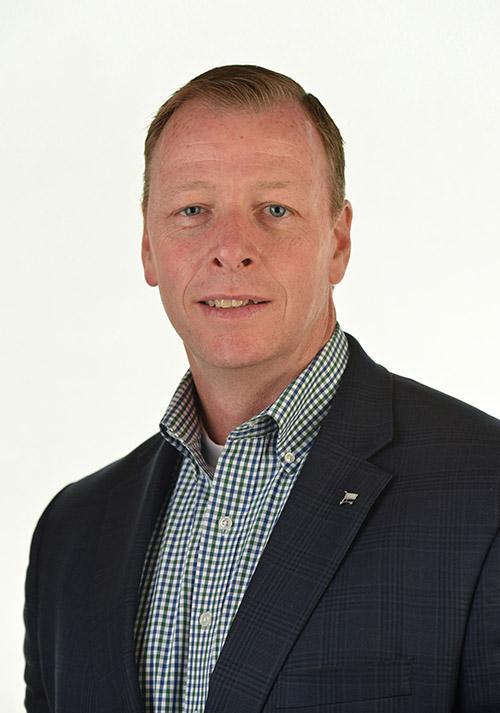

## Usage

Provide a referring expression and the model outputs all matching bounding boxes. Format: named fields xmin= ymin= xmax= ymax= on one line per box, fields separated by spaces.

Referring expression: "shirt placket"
xmin=183 ymin=440 xmax=261 ymax=713
xmin=179 ymin=461 xmax=212 ymax=713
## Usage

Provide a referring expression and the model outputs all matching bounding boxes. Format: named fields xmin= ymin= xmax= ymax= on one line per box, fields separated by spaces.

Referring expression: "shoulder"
xmin=343 ymin=330 xmax=500 ymax=455
xmin=32 ymin=432 xmax=165 ymax=535
xmin=389 ymin=368 xmax=500 ymax=444
xmin=64 ymin=431 xmax=165 ymax=495
xmin=381 ymin=368 xmax=500 ymax=505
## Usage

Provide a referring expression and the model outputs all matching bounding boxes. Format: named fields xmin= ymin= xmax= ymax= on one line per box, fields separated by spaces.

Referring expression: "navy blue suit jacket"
xmin=24 ymin=332 xmax=500 ymax=712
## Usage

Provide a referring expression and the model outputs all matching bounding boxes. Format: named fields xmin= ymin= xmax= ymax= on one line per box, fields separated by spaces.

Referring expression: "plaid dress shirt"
xmin=133 ymin=321 xmax=349 ymax=712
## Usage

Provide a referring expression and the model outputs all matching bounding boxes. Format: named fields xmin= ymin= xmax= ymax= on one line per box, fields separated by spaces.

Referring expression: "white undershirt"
xmin=200 ymin=420 xmax=225 ymax=473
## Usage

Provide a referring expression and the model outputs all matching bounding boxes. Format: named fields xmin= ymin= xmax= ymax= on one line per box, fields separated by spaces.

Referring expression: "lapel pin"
xmin=339 ymin=490 xmax=359 ymax=505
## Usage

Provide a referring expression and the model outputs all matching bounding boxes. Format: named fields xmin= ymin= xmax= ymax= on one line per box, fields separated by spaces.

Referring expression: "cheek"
xmin=155 ymin=274 xmax=185 ymax=321
xmin=280 ymin=257 xmax=331 ymax=313
xmin=156 ymin=242 xmax=199 ymax=292
xmin=278 ymin=253 xmax=323 ymax=292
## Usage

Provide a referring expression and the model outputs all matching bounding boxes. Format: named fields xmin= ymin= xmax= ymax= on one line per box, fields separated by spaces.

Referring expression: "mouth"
xmin=199 ymin=298 xmax=268 ymax=309
xmin=197 ymin=297 xmax=270 ymax=318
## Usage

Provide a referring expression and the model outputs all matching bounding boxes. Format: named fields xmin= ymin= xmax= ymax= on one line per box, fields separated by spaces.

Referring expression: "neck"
xmin=187 ymin=311 xmax=337 ymax=445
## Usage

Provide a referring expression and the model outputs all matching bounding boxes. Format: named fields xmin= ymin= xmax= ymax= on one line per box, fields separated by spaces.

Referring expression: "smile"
xmin=198 ymin=300 xmax=269 ymax=319
xmin=203 ymin=299 xmax=262 ymax=309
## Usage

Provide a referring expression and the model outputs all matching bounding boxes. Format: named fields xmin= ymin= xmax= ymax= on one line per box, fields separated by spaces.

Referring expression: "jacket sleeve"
xmin=24 ymin=507 xmax=50 ymax=712
xmin=454 ymin=527 xmax=500 ymax=712
xmin=23 ymin=486 xmax=72 ymax=712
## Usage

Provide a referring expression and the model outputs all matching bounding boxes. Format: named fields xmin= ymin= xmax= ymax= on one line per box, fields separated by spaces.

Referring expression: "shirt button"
xmin=284 ymin=451 xmax=295 ymax=464
xmin=199 ymin=611 xmax=212 ymax=629
xmin=218 ymin=515 xmax=233 ymax=533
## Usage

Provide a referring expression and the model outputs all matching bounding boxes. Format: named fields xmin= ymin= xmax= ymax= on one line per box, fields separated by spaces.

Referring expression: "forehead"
xmin=150 ymin=99 xmax=330 ymax=183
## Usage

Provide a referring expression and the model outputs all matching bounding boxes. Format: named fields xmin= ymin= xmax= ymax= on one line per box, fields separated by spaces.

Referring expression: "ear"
xmin=329 ymin=200 xmax=352 ymax=286
xmin=141 ymin=221 xmax=158 ymax=287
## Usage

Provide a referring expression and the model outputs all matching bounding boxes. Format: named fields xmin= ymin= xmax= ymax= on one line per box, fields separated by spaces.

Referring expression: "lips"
xmin=202 ymin=298 xmax=264 ymax=309
xmin=197 ymin=300 xmax=270 ymax=318
xmin=198 ymin=294 xmax=269 ymax=304
xmin=197 ymin=294 xmax=270 ymax=312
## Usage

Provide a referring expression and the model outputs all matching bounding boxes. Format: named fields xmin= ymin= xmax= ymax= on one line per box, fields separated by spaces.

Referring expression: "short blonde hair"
xmin=142 ymin=64 xmax=345 ymax=214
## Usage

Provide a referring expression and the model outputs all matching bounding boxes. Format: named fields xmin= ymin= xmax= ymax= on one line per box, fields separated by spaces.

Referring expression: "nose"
xmin=212 ymin=253 xmax=252 ymax=269
xmin=210 ymin=215 xmax=256 ymax=271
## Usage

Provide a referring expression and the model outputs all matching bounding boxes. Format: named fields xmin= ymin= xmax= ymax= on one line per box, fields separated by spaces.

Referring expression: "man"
xmin=24 ymin=65 xmax=500 ymax=712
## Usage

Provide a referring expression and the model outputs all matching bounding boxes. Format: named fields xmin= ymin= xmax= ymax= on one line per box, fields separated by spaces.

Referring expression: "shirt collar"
xmin=159 ymin=321 xmax=349 ymax=467
xmin=264 ymin=321 xmax=348 ymax=453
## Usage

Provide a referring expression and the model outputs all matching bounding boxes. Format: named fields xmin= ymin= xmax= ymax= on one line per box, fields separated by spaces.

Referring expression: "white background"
xmin=2 ymin=0 xmax=499 ymax=707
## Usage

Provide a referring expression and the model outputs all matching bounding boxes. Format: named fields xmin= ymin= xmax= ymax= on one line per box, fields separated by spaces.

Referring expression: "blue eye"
xmin=180 ymin=206 xmax=203 ymax=217
xmin=266 ymin=204 xmax=288 ymax=218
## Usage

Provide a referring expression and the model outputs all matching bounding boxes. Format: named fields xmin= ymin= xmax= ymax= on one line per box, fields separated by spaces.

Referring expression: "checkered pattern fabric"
xmin=133 ymin=321 xmax=349 ymax=712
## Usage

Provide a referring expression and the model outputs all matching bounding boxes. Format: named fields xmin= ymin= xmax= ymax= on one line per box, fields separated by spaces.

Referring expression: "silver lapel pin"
xmin=339 ymin=490 xmax=359 ymax=505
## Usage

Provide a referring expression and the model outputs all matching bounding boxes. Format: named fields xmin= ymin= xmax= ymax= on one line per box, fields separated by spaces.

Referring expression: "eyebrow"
xmin=165 ymin=180 xmax=213 ymax=195
xmin=253 ymin=180 xmax=295 ymax=190
xmin=167 ymin=179 xmax=296 ymax=195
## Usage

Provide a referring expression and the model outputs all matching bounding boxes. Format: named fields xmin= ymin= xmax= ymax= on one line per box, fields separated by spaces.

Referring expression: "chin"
xmin=206 ymin=351 xmax=269 ymax=370
xmin=192 ymin=338 xmax=274 ymax=371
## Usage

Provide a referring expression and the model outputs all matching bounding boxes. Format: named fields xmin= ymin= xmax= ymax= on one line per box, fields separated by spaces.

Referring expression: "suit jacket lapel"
xmin=205 ymin=332 xmax=395 ymax=713
xmin=91 ymin=436 xmax=182 ymax=712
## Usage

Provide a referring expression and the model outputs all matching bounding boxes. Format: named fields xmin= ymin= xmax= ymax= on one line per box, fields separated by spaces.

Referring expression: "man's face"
xmin=142 ymin=99 xmax=351 ymax=375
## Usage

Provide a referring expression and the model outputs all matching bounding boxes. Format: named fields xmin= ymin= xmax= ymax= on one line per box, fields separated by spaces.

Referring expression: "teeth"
xmin=205 ymin=299 xmax=261 ymax=308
